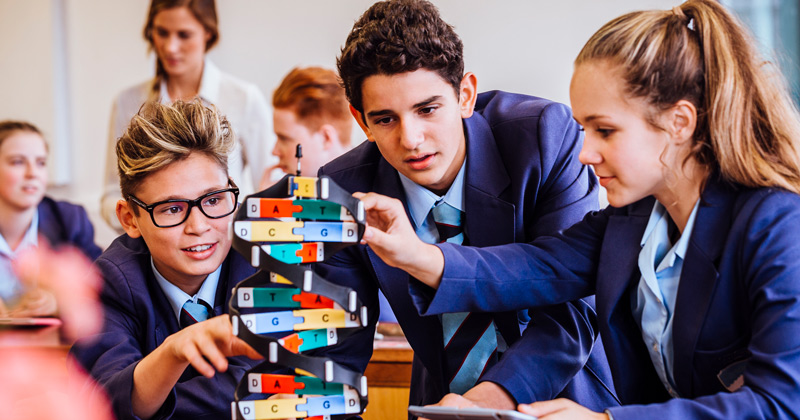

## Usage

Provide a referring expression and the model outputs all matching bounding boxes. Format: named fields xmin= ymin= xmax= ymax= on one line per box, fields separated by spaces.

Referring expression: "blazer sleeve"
xmin=607 ymin=191 xmax=800 ymax=420
xmin=72 ymin=257 xmax=254 ymax=420
xmin=70 ymin=257 xmax=172 ymax=420
xmin=480 ymin=298 xmax=604 ymax=405
xmin=410 ymin=208 xmax=610 ymax=316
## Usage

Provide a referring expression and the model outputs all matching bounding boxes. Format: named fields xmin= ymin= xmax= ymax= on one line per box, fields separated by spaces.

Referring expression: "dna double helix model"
xmin=228 ymin=174 xmax=369 ymax=420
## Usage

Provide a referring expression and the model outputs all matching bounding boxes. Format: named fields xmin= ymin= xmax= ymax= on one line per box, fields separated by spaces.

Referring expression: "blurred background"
xmin=0 ymin=0 xmax=796 ymax=247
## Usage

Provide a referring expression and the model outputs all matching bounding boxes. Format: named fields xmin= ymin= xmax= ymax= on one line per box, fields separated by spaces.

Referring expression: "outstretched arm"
xmin=354 ymin=192 xmax=445 ymax=288
xmin=131 ymin=315 xmax=261 ymax=419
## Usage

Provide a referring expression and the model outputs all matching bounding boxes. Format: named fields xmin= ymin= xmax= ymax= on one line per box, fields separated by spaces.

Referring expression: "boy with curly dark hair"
xmin=316 ymin=0 xmax=620 ymax=414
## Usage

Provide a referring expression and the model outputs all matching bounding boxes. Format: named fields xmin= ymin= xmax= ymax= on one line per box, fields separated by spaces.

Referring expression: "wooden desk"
xmin=363 ymin=336 xmax=413 ymax=420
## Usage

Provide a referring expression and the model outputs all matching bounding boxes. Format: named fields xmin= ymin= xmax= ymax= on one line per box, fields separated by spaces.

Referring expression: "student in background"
xmin=0 ymin=121 xmax=101 ymax=317
xmin=72 ymin=100 xmax=261 ymax=420
xmin=314 ymin=0 xmax=618 ymax=412
xmin=356 ymin=1 xmax=800 ymax=418
xmin=102 ymin=0 xmax=276 ymax=231
xmin=261 ymin=66 xmax=352 ymax=187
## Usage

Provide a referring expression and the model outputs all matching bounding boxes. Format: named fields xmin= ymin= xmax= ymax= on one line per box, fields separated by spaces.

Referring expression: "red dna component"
xmin=296 ymin=243 xmax=319 ymax=263
xmin=293 ymin=292 xmax=334 ymax=309
xmin=281 ymin=334 xmax=304 ymax=353
xmin=256 ymin=374 xmax=305 ymax=393
xmin=256 ymin=199 xmax=302 ymax=218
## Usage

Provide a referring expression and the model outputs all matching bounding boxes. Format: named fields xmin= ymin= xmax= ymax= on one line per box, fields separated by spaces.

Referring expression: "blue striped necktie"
xmin=180 ymin=299 xmax=213 ymax=328
xmin=431 ymin=201 xmax=498 ymax=394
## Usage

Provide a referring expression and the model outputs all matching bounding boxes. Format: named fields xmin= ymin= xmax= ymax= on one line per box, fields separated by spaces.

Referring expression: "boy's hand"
xmin=353 ymin=192 xmax=445 ymax=288
xmin=133 ymin=315 xmax=262 ymax=418
xmin=163 ymin=315 xmax=262 ymax=378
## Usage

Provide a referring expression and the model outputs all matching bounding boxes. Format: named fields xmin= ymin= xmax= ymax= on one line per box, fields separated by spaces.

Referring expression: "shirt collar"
xmin=151 ymin=257 xmax=222 ymax=322
xmin=0 ymin=210 xmax=39 ymax=258
xmin=640 ymin=199 xmax=701 ymax=262
xmin=399 ymin=158 xmax=466 ymax=230
xmin=157 ymin=58 xmax=221 ymax=105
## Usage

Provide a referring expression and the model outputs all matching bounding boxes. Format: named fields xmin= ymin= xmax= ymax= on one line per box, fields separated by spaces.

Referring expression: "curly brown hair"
xmin=337 ymin=0 xmax=464 ymax=114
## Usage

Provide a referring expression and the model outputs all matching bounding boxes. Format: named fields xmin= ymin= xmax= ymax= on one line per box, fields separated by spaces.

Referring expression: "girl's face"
xmin=151 ymin=6 xmax=210 ymax=79
xmin=0 ymin=131 xmax=47 ymax=213
xmin=570 ymin=61 xmax=673 ymax=208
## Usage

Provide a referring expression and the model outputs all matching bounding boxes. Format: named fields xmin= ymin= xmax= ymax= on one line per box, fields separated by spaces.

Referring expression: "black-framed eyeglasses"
xmin=128 ymin=179 xmax=240 ymax=228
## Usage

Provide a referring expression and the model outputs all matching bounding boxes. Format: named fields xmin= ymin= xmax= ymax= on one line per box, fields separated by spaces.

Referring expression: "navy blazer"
xmin=317 ymin=91 xmax=619 ymax=410
xmin=38 ymin=196 xmax=102 ymax=260
xmin=418 ymin=175 xmax=800 ymax=419
xmin=71 ymin=235 xmax=258 ymax=420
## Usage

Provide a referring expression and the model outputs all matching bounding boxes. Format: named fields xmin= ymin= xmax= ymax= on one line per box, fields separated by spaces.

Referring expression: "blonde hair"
xmin=117 ymin=99 xmax=234 ymax=210
xmin=576 ymin=0 xmax=800 ymax=194
xmin=273 ymin=67 xmax=352 ymax=147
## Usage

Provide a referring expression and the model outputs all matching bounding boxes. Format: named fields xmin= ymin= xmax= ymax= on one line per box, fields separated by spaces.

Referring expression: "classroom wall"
xmin=0 ymin=0 xmax=681 ymax=247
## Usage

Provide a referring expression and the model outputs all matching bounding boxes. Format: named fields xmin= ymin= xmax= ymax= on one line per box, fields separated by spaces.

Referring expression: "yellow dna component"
xmin=235 ymin=221 xmax=304 ymax=242
xmin=293 ymin=308 xmax=347 ymax=330
xmin=292 ymin=177 xmax=318 ymax=198
xmin=236 ymin=398 xmax=307 ymax=420
xmin=270 ymin=272 xmax=293 ymax=285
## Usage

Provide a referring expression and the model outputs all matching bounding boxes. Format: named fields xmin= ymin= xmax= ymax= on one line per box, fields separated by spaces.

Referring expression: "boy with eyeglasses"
xmin=71 ymin=100 xmax=262 ymax=420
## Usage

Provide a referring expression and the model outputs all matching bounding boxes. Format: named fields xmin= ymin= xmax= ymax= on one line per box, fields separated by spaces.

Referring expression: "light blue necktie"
xmin=432 ymin=201 xmax=498 ymax=394
xmin=180 ymin=299 xmax=212 ymax=328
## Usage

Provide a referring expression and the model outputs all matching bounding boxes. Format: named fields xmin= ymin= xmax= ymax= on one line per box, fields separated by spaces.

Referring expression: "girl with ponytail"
xmin=352 ymin=1 xmax=800 ymax=418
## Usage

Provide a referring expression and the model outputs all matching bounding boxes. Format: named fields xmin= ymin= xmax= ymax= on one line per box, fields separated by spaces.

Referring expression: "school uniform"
xmin=315 ymin=91 xmax=619 ymax=411
xmin=0 ymin=196 xmax=101 ymax=301
xmin=38 ymin=196 xmax=102 ymax=260
xmin=416 ymin=174 xmax=800 ymax=419
xmin=71 ymin=235 xmax=257 ymax=420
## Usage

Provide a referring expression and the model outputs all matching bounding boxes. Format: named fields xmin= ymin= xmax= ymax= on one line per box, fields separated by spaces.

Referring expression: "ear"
xmin=116 ymin=199 xmax=143 ymax=239
xmin=666 ymin=99 xmax=697 ymax=145
xmin=318 ymin=124 xmax=340 ymax=151
xmin=349 ymin=105 xmax=376 ymax=142
xmin=458 ymin=72 xmax=478 ymax=119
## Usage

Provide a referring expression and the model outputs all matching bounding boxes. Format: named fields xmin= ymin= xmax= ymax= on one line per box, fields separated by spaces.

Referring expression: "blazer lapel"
xmin=595 ymin=199 xmax=660 ymax=403
xmin=671 ymin=179 xmax=732 ymax=395
xmin=36 ymin=200 xmax=63 ymax=247
xmin=462 ymin=115 xmax=514 ymax=248
xmin=461 ymin=115 xmax=521 ymax=342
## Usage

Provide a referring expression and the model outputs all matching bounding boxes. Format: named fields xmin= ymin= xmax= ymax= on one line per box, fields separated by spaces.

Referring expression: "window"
xmin=724 ymin=0 xmax=800 ymax=105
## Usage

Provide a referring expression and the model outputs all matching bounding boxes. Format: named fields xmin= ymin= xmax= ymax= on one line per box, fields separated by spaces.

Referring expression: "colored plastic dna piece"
xmin=229 ymin=175 xmax=368 ymax=420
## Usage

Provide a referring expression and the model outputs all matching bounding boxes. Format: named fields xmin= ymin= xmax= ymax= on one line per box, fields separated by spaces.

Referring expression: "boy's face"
xmin=272 ymin=108 xmax=329 ymax=177
xmin=118 ymin=152 xmax=232 ymax=292
xmin=356 ymin=69 xmax=476 ymax=195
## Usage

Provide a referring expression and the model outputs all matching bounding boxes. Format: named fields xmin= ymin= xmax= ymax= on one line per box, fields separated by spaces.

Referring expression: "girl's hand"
xmin=519 ymin=398 xmax=609 ymax=420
